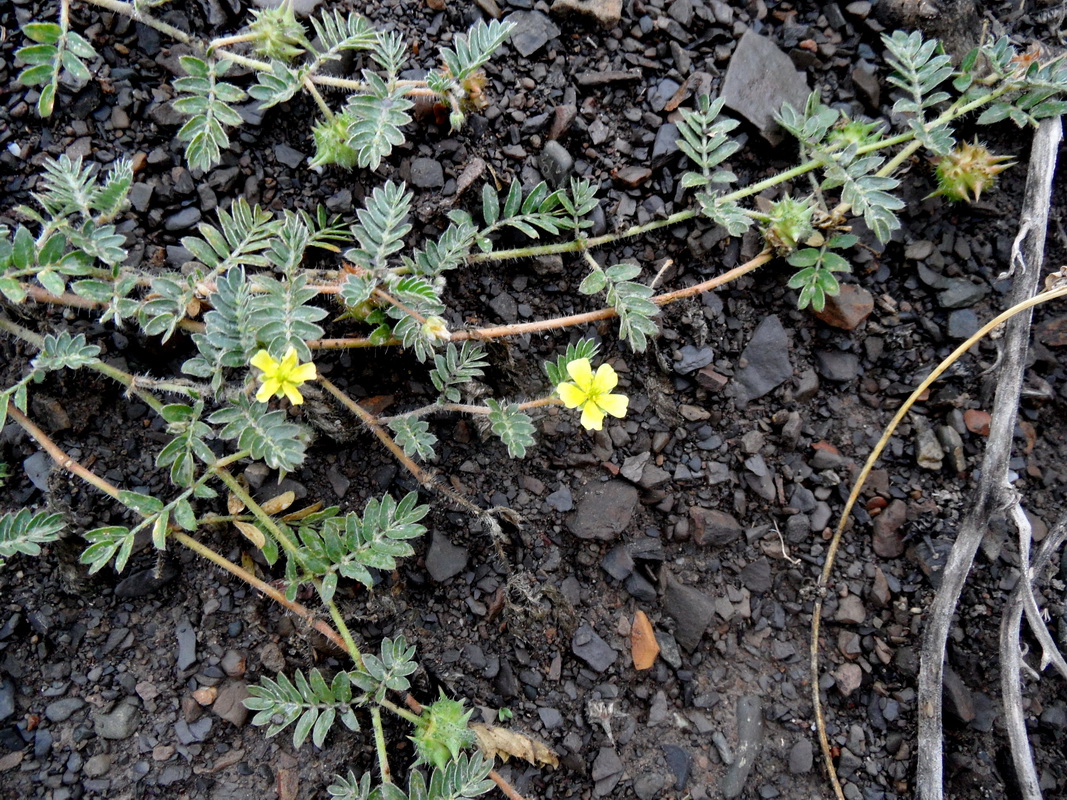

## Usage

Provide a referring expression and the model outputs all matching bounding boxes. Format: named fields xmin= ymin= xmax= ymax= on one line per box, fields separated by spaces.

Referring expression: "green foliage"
xmin=558 ymin=178 xmax=600 ymax=233
xmin=407 ymin=212 xmax=478 ymax=277
xmin=250 ymin=271 xmax=328 ymax=362
xmin=430 ymin=342 xmax=489 ymax=403
xmin=156 ymin=402 xmax=215 ymax=487
xmin=676 ymin=95 xmax=741 ymax=193
xmin=32 ymin=331 xmax=101 ymax=373
xmin=80 ymin=525 xmax=136 ymax=574
xmin=328 ymin=753 xmax=495 ymax=800
xmin=479 ymin=181 xmax=566 ymax=247
xmin=181 ymin=197 xmax=276 ymax=272
xmin=308 ymin=10 xmax=377 ymax=62
xmin=347 ymin=182 xmax=413 ymax=273
xmin=786 ymin=234 xmax=858 ymax=311
xmin=544 ymin=338 xmax=601 ymax=386
xmin=173 ymin=56 xmax=247 ymax=172
xmin=348 ymin=636 xmax=418 ymax=701
xmin=209 ymin=396 xmax=308 ymax=474
xmin=776 ymin=91 xmax=840 ymax=151
xmin=249 ymin=60 xmax=307 ymax=109
xmin=579 ymin=263 xmax=659 ymax=352
xmin=388 ymin=418 xmax=438 ymax=461
xmin=343 ymin=73 xmax=413 ymax=171
xmin=17 ymin=19 xmax=97 ymax=117
xmin=0 ymin=510 xmax=65 ymax=568
xmin=438 ymin=20 xmax=514 ymax=83
xmin=485 ymin=400 xmax=536 ymax=458
xmin=245 ymin=668 xmax=364 ymax=748
xmin=820 ymin=155 xmax=903 ymax=244
xmin=182 ymin=267 xmax=257 ymax=390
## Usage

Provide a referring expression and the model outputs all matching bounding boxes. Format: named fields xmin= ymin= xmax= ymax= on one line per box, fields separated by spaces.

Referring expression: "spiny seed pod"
xmin=249 ymin=3 xmax=307 ymax=62
xmin=411 ymin=695 xmax=474 ymax=770
xmin=761 ymin=196 xmax=814 ymax=254
xmin=310 ymin=114 xmax=359 ymax=170
xmin=930 ymin=141 xmax=1013 ymax=203
xmin=827 ymin=118 xmax=883 ymax=148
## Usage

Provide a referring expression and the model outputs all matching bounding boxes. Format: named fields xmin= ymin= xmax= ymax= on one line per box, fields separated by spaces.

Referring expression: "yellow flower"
xmin=556 ymin=357 xmax=629 ymax=431
xmin=250 ymin=346 xmax=317 ymax=405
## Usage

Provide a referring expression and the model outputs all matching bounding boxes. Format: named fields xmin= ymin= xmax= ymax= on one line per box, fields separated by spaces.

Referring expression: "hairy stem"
xmin=84 ymin=0 xmax=192 ymax=44
xmin=379 ymin=395 xmax=560 ymax=424
xmin=370 ymin=707 xmax=393 ymax=784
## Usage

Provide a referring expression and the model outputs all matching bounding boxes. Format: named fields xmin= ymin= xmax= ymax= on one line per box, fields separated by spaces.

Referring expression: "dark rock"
xmin=568 ymin=480 xmax=638 ymax=540
xmin=662 ymin=744 xmax=691 ymax=791
xmin=661 ymin=572 xmax=716 ymax=652
xmin=212 ymin=680 xmax=250 ymax=727
xmin=689 ymin=507 xmax=742 ymax=547
xmin=571 ymin=625 xmax=617 ymax=672
xmin=814 ymin=350 xmax=859 ymax=382
xmin=547 ymin=104 xmax=577 ymax=140
xmin=852 ymin=61 xmax=880 ymax=107
xmin=947 ymin=309 xmax=980 ymax=340
xmin=614 ymin=166 xmax=652 ymax=188
xmin=722 ymin=695 xmax=763 ymax=798
xmin=732 ymin=315 xmax=793 ymax=405
xmin=176 ymin=617 xmax=197 ymax=670
xmin=675 ymin=344 xmax=715 ymax=374
xmin=45 ymin=697 xmax=85 ymax=723
xmin=163 ymin=206 xmax=201 ymax=232
xmin=0 ymin=680 xmax=15 ymax=722
xmin=938 ymin=278 xmax=988 ymax=309
xmin=546 ymin=485 xmax=573 ymax=512
xmin=94 ymin=699 xmax=140 ymax=740
xmin=740 ymin=558 xmax=771 ymax=594
xmin=834 ymin=595 xmax=866 ymax=625
xmin=115 ymin=562 xmax=179 ymax=597
xmin=409 ymin=158 xmax=444 ymax=189
xmin=273 ymin=144 xmax=304 ymax=169
xmin=872 ymin=500 xmax=908 ymax=558
xmin=22 ymin=451 xmax=51 ymax=492
xmin=813 ymin=284 xmax=874 ymax=330
xmin=943 ymin=667 xmax=976 ymax=724
xmin=721 ymin=30 xmax=811 ymax=145
xmin=651 ymin=123 xmax=680 ymax=166
xmin=625 ymin=572 xmax=657 ymax=602
xmin=506 ymin=11 xmax=560 ymax=57
xmin=540 ymin=141 xmax=573 ymax=188
xmin=648 ymin=79 xmax=682 ymax=113
xmin=601 ymin=545 xmax=634 ymax=581
xmin=789 ymin=737 xmax=814 ymax=773
xmin=426 ymin=531 xmax=468 ymax=582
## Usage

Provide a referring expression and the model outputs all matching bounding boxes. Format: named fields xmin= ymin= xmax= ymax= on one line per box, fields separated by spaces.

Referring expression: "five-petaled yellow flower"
xmin=250 ymin=346 xmax=317 ymax=405
xmin=556 ymin=358 xmax=629 ymax=431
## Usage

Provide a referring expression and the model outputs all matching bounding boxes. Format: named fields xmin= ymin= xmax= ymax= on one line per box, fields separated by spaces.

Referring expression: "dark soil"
xmin=2 ymin=1 xmax=1067 ymax=799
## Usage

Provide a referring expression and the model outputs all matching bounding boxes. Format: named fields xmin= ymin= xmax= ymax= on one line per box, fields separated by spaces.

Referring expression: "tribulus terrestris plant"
xmin=3 ymin=1 xmax=1067 ymax=797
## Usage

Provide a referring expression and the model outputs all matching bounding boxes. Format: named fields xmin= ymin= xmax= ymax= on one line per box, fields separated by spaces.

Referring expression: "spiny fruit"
xmin=930 ymin=141 xmax=1013 ymax=203
xmin=411 ymin=694 xmax=474 ymax=770
xmin=761 ymin=196 xmax=815 ymax=254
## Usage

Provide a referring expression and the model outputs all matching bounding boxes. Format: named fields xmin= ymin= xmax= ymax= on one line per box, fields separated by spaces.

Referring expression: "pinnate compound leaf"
xmin=32 ymin=331 xmax=100 ymax=372
xmin=0 ymin=510 xmax=65 ymax=567
xmin=387 ymin=418 xmax=438 ymax=461
xmin=209 ymin=396 xmax=307 ymax=474
xmin=345 ymin=72 xmax=413 ymax=171
xmin=485 ymin=399 xmax=536 ymax=458
xmin=438 ymin=19 xmax=515 ymax=82
xmin=430 ymin=342 xmax=488 ymax=403
xmin=173 ymin=56 xmax=247 ymax=171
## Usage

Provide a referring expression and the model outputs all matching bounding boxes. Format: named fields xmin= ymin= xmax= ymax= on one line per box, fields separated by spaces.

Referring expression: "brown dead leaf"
xmin=227 ymin=492 xmax=245 ymax=515
xmin=234 ymin=521 xmax=266 ymax=549
xmin=631 ymin=610 xmax=659 ymax=670
xmin=281 ymin=501 xmax=324 ymax=522
xmin=261 ymin=490 xmax=295 ymax=516
xmin=471 ymin=723 xmax=559 ymax=769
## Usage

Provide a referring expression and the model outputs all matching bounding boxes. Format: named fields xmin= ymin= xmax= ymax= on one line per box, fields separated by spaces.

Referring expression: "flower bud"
xmin=422 ymin=316 xmax=451 ymax=341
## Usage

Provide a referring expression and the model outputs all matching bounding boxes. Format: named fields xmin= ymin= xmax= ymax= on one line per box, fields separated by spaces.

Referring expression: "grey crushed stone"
xmin=545 ymin=485 xmax=573 ymax=512
xmin=721 ymin=30 xmax=810 ymax=144
xmin=94 ymin=699 xmax=140 ymax=740
xmin=163 ymin=206 xmax=201 ymax=232
xmin=506 ymin=11 xmax=560 ymax=57
xmin=22 ymin=451 xmax=52 ymax=493
xmin=212 ymin=680 xmax=250 ymax=727
xmin=567 ymin=480 xmax=638 ymax=540
xmin=731 ymin=315 xmax=793 ymax=405
xmin=175 ymin=617 xmax=197 ymax=670
xmin=571 ymin=624 xmax=617 ymax=673
xmin=948 ymin=309 xmax=981 ymax=339
xmin=789 ymin=737 xmax=814 ymax=773
xmin=409 ymin=157 xmax=444 ymax=189
xmin=425 ymin=531 xmax=468 ymax=583
xmin=814 ymin=350 xmax=860 ymax=382
xmin=721 ymin=695 xmax=763 ymax=798
xmin=539 ymin=140 xmax=573 ymax=188
xmin=273 ymin=143 xmax=304 ymax=169
xmin=938 ymin=278 xmax=988 ymax=309
xmin=44 ymin=697 xmax=86 ymax=723
xmin=661 ymin=572 xmax=716 ymax=652
xmin=662 ymin=743 xmax=690 ymax=790
xmin=674 ymin=344 xmax=714 ymax=374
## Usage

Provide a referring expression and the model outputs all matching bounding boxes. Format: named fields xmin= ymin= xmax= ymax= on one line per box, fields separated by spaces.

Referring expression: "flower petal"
xmin=251 ymin=350 xmax=276 ymax=372
xmin=591 ymin=363 xmax=618 ymax=393
xmin=565 ymin=358 xmax=593 ymax=391
xmin=596 ymin=392 xmax=628 ymax=418
xmin=580 ymin=403 xmax=605 ymax=430
xmin=290 ymin=361 xmax=317 ymax=383
xmin=256 ymin=382 xmax=276 ymax=403
xmin=557 ymin=381 xmax=586 ymax=409
xmin=280 ymin=346 xmax=299 ymax=373
xmin=260 ymin=377 xmax=282 ymax=397
xmin=283 ymin=383 xmax=304 ymax=405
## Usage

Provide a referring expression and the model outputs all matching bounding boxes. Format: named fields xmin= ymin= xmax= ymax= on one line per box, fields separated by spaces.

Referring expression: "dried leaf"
xmin=631 ymin=610 xmax=659 ymax=670
xmin=227 ymin=492 xmax=245 ymax=515
xmin=234 ymin=520 xmax=265 ymax=548
xmin=471 ymin=723 xmax=559 ymax=769
xmin=261 ymin=490 xmax=295 ymax=515
xmin=281 ymin=501 xmax=324 ymax=522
